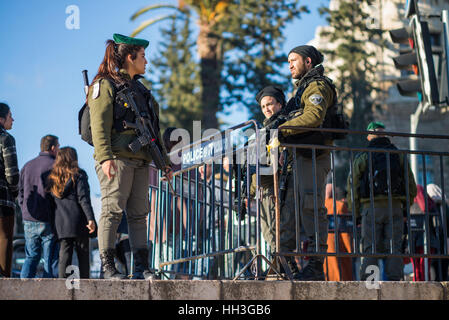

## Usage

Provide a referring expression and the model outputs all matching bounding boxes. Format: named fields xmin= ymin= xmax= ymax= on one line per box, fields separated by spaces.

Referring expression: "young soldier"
xmin=88 ymin=33 xmax=172 ymax=279
xmin=277 ymin=45 xmax=335 ymax=280
xmin=253 ymin=86 xmax=298 ymax=276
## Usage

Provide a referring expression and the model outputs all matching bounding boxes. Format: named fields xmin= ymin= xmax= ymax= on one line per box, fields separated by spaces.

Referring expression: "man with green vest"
xmin=346 ymin=121 xmax=416 ymax=281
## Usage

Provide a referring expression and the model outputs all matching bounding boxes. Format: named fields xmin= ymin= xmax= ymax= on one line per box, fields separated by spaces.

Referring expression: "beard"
xmin=292 ymin=62 xmax=307 ymax=80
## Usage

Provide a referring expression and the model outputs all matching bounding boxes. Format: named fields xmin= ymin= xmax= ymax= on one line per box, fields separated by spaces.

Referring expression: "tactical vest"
xmin=111 ymin=77 xmax=159 ymax=134
xmin=280 ymin=65 xmax=348 ymax=151
xmin=79 ymin=76 xmax=160 ymax=147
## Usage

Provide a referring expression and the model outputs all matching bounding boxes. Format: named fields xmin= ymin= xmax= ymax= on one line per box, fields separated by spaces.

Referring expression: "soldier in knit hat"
xmin=275 ymin=45 xmax=334 ymax=280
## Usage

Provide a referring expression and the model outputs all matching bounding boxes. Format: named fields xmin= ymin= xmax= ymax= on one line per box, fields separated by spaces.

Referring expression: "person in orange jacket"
xmin=323 ymin=183 xmax=353 ymax=281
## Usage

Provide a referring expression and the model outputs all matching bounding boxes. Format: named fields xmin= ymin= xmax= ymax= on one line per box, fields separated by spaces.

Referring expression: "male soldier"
xmin=277 ymin=45 xmax=335 ymax=280
xmin=252 ymin=86 xmax=298 ymax=276
xmin=346 ymin=121 xmax=416 ymax=281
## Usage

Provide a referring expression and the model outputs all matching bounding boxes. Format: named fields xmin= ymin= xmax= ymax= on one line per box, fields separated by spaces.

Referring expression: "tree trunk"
xmin=197 ymin=22 xmax=222 ymax=130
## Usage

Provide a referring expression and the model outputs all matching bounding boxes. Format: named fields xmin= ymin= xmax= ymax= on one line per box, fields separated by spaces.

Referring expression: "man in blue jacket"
xmin=19 ymin=135 xmax=60 ymax=278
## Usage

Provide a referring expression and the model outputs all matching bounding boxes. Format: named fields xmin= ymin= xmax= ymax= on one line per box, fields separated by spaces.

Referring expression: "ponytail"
xmin=90 ymin=40 xmax=143 ymax=89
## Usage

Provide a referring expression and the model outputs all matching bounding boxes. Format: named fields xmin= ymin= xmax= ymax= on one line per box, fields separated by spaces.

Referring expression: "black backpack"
xmin=78 ymin=78 xmax=125 ymax=146
xmin=78 ymin=103 xmax=92 ymax=146
xmin=286 ymin=71 xmax=349 ymax=141
xmin=360 ymin=147 xmax=404 ymax=198
xmin=319 ymin=77 xmax=349 ymax=140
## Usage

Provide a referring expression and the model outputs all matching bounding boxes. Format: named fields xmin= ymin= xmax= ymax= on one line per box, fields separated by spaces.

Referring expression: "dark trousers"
xmin=0 ymin=214 xmax=14 ymax=277
xmin=58 ymin=237 xmax=90 ymax=279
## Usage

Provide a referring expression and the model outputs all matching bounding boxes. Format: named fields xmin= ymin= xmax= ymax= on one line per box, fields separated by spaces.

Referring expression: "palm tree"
xmin=131 ymin=1 xmax=232 ymax=129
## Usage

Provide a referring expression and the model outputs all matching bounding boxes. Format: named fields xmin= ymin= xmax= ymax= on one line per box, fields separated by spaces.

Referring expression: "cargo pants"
xmin=359 ymin=201 xmax=404 ymax=281
xmin=260 ymin=174 xmax=297 ymax=254
xmin=96 ymin=157 xmax=150 ymax=251
xmin=294 ymin=151 xmax=331 ymax=263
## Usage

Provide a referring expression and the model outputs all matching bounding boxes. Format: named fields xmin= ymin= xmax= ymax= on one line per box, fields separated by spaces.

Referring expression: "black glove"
xmin=265 ymin=114 xmax=287 ymax=130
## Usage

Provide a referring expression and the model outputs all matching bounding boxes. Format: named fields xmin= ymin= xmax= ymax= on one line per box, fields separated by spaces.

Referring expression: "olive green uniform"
xmin=250 ymin=139 xmax=297 ymax=255
xmin=346 ymin=143 xmax=417 ymax=280
xmin=88 ymin=69 xmax=169 ymax=252
xmin=278 ymin=76 xmax=334 ymax=263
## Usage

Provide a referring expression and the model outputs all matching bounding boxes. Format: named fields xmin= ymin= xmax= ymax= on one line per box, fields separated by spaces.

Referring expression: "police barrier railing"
xmin=272 ymin=126 xmax=449 ymax=281
xmin=145 ymin=120 xmax=282 ymax=280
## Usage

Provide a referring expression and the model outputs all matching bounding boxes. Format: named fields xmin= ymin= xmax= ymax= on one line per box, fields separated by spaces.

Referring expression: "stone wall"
xmin=0 ymin=279 xmax=448 ymax=300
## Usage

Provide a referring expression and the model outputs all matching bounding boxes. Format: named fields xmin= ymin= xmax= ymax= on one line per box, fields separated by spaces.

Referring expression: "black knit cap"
xmin=0 ymin=103 xmax=10 ymax=119
xmin=255 ymin=86 xmax=286 ymax=107
xmin=288 ymin=45 xmax=324 ymax=67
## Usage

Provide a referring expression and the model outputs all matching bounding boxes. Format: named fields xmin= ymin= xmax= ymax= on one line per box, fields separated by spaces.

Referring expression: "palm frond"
xmin=130 ymin=4 xmax=178 ymax=21
xmin=130 ymin=14 xmax=176 ymax=37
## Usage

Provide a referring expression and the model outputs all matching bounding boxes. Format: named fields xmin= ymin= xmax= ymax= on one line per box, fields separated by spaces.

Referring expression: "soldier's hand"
xmin=102 ymin=160 xmax=117 ymax=180
xmin=162 ymin=166 xmax=173 ymax=181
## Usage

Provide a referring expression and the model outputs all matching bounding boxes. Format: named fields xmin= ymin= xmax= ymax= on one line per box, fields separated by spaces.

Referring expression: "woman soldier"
xmin=88 ymin=34 xmax=172 ymax=279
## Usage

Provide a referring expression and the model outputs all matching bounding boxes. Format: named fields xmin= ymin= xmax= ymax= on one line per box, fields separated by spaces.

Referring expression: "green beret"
xmin=367 ymin=121 xmax=385 ymax=131
xmin=113 ymin=33 xmax=149 ymax=49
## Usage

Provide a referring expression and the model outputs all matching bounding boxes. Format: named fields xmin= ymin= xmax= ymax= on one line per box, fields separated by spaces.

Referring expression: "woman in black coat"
xmin=47 ymin=147 xmax=96 ymax=279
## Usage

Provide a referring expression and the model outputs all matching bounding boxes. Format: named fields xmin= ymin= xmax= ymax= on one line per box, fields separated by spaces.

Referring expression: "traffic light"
xmin=389 ymin=16 xmax=439 ymax=108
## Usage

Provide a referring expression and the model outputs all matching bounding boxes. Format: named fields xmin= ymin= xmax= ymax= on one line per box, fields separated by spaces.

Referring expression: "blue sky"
xmin=0 ymin=0 xmax=329 ymax=213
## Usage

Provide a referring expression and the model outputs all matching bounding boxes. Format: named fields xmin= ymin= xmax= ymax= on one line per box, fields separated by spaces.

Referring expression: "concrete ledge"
xmin=379 ymin=281 xmax=444 ymax=300
xmin=221 ymin=280 xmax=292 ymax=300
xmin=150 ymin=280 xmax=221 ymax=300
xmin=74 ymin=279 xmax=150 ymax=300
xmin=0 ymin=279 xmax=73 ymax=300
xmin=0 ymin=279 xmax=448 ymax=300
xmin=292 ymin=281 xmax=379 ymax=300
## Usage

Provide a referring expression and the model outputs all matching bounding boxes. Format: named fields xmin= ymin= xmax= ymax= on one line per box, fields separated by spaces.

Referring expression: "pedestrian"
xmin=323 ymin=183 xmax=353 ymax=281
xmin=346 ymin=121 xmax=416 ymax=281
xmin=426 ymin=183 xmax=449 ymax=281
xmin=87 ymin=33 xmax=172 ymax=279
xmin=0 ymin=103 xmax=19 ymax=277
xmin=47 ymin=147 xmax=96 ymax=279
xmin=277 ymin=45 xmax=336 ymax=280
xmin=19 ymin=134 xmax=60 ymax=278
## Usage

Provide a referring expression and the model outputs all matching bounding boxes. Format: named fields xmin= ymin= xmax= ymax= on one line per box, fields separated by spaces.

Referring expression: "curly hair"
xmin=47 ymin=147 xmax=80 ymax=198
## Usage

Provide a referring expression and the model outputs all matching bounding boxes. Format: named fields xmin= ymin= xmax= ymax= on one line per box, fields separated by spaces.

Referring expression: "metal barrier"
xmin=275 ymin=126 xmax=449 ymax=281
xmin=146 ymin=123 xmax=449 ymax=281
xmin=146 ymin=121 xmax=280 ymax=279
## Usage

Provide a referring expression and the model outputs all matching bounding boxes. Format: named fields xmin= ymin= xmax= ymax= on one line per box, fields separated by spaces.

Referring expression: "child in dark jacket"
xmin=47 ymin=147 xmax=96 ymax=278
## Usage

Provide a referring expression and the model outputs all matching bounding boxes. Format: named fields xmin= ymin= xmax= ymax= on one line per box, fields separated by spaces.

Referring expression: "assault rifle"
xmin=234 ymin=164 xmax=257 ymax=219
xmin=117 ymin=86 xmax=175 ymax=193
